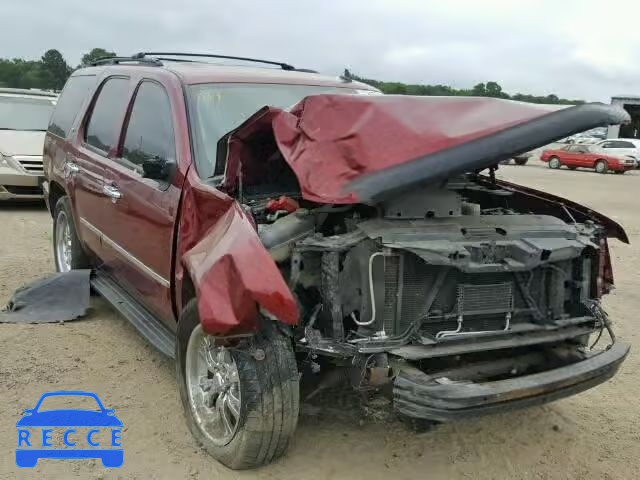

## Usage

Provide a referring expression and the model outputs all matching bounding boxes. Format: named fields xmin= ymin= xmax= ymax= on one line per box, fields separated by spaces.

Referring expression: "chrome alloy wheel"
xmin=185 ymin=324 xmax=241 ymax=445
xmin=55 ymin=210 xmax=73 ymax=272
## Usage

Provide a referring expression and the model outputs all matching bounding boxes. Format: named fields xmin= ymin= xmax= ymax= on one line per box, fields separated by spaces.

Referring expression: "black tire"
xmin=53 ymin=196 xmax=90 ymax=272
xmin=514 ymin=157 xmax=529 ymax=166
xmin=568 ymin=166 xmax=577 ymax=170
xmin=548 ymin=156 xmax=561 ymax=169
xmin=176 ymin=300 xmax=299 ymax=469
xmin=615 ymin=170 xmax=625 ymax=175
xmin=595 ymin=159 xmax=608 ymax=174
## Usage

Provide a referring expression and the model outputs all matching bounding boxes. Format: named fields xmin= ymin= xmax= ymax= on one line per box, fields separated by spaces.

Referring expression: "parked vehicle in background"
xmin=591 ymin=138 xmax=640 ymax=161
xmin=540 ymin=144 xmax=636 ymax=173
xmin=43 ymin=52 xmax=630 ymax=469
xmin=0 ymin=88 xmax=57 ymax=200
xmin=512 ymin=152 xmax=531 ymax=165
xmin=574 ymin=136 xmax=600 ymax=145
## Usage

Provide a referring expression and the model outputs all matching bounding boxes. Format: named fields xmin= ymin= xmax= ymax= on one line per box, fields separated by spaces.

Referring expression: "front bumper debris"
xmin=393 ymin=341 xmax=629 ymax=422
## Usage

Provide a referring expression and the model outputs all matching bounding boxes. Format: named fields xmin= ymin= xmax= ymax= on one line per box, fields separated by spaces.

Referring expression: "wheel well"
xmin=181 ymin=273 xmax=196 ymax=310
xmin=48 ymin=181 xmax=66 ymax=217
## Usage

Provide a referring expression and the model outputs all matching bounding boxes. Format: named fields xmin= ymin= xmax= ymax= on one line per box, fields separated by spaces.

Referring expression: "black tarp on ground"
xmin=0 ymin=270 xmax=91 ymax=323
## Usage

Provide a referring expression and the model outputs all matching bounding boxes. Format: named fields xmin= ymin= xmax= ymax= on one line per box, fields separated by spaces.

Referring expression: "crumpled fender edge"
xmin=180 ymin=201 xmax=299 ymax=337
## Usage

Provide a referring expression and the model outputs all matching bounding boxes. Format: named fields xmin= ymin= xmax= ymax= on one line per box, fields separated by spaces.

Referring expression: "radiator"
xmin=376 ymin=252 xmax=567 ymax=338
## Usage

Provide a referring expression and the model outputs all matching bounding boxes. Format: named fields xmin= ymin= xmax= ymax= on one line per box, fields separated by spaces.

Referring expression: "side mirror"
xmin=142 ymin=156 xmax=176 ymax=181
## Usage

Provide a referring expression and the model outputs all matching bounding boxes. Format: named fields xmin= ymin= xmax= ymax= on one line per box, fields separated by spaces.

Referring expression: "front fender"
xmin=179 ymin=177 xmax=299 ymax=336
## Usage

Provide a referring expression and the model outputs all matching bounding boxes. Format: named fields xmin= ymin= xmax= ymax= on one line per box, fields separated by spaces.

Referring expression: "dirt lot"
xmin=1 ymin=161 xmax=639 ymax=479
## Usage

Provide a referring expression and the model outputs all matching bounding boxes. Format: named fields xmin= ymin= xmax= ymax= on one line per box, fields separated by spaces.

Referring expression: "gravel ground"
xmin=1 ymin=161 xmax=639 ymax=479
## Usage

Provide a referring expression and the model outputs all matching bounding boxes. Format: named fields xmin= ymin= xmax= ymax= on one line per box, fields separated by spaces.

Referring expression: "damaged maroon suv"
xmin=43 ymin=52 xmax=630 ymax=469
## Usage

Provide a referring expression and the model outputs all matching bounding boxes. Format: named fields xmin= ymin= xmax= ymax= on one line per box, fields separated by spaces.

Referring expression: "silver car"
xmin=0 ymin=88 xmax=57 ymax=200
xmin=592 ymin=138 xmax=640 ymax=163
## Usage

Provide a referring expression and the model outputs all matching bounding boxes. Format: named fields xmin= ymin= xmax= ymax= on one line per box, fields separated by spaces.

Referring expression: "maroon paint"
xmin=178 ymin=169 xmax=299 ymax=335
xmin=47 ymin=67 xmax=627 ymax=336
xmin=224 ymin=95 xmax=564 ymax=203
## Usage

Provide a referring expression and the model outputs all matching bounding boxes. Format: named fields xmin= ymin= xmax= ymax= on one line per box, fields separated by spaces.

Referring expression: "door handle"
xmin=64 ymin=161 xmax=80 ymax=178
xmin=102 ymin=184 xmax=122 ymax=202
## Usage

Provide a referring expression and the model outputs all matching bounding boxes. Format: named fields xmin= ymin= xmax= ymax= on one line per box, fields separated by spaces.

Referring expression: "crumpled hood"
xmin=221 ymin=95 xmax=628 ymax=204
xmin=0 ymin=130 xmax=45 ymax=156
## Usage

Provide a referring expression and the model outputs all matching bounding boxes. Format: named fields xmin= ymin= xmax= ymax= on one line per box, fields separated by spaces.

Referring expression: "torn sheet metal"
xmin=178 ymin=173 xmax=299 ymax=336
xmin=0 ymin=270 xmax=91 ymax=323
xmin=220 ymin=95 xmax=629 ymax=204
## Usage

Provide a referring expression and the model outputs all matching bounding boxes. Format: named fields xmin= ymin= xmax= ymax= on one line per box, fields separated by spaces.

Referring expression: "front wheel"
xmin=53 ymin=196 xmax=90 ymax=272
xmin=176 ymin=300 xmax=299 ymax=469
xmin=548 ymin=157 xmax=561 ymax=169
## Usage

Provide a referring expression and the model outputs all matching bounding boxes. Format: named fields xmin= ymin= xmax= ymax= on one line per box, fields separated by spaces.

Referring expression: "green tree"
xmin=80 ymin=48 xmax=116 ymax=66
xmin=485 ymin=81 xmax=506 ymax=98
xmin=472 ymin=83 xmax=487 ymax=96
xmin=350 ymin=72 xmax=581 ymax=105
xmin=41 ymin=49 xmax=71 ymax=90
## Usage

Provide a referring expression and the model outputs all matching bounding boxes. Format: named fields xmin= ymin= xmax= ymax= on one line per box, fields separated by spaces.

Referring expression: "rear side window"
xmin=48 ymin=75 xmax=96 ymax=138
xmin=603 ymin=140 xmax=637 ymax=148
xmin=84 ymin=77 xmax=130 ymax=153
xmin=122 ymin=81 xmax=175 ymax=169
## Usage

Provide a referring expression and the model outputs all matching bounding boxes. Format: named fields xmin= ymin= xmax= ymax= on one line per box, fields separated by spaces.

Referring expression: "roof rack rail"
xmin=90 ymin=56 xmax=163 ymax=67
xmin=132 ymin=52 xmax=295 ymax=70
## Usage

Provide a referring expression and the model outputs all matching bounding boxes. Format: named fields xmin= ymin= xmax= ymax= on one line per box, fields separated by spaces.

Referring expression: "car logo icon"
xmin=16 ymin=391 xmax=123 ymax=468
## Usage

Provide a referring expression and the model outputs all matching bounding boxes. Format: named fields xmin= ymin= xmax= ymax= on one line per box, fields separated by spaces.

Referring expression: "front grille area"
xmin=378 ymin=252 xmax=568 ymax=338
xmin=16 ymin=156 xmax=44 ymax=174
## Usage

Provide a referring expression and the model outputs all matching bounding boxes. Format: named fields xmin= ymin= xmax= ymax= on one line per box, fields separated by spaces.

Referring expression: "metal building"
xmin=608 ymin=95 xmax=640 ymax=139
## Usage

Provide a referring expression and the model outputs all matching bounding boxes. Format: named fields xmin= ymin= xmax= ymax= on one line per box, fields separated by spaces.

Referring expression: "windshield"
xmin=188 ymin=83 xmax=361 ymax=178
xmin=0 ymin=94 xmax=56 ymax=131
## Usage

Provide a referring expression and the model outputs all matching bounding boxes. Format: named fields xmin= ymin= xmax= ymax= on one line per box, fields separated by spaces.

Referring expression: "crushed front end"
xmin=216 ymin=95 xmax=631 ymax=423
xmin=255 ymin=175 xmax=629 ymax=421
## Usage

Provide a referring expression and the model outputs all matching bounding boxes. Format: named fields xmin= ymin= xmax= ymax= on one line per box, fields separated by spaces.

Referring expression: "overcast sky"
xmin=3 ymin=0 xmax=638 ymax=101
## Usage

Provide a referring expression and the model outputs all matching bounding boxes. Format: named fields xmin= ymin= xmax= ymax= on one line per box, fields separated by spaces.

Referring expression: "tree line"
xmin=349 ymin=72 xmax=582 ymax=105
xmin=0 ymin=49 xmax=583 ymax=105
xmin=0 ymin=48 xmax=114 ymax=91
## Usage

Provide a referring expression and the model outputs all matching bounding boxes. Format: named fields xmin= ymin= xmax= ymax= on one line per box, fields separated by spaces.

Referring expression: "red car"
xmin=43 ymin=52 xmax=630 ymax=469
xmin=540 ymin=144 xmax=636 ymax=173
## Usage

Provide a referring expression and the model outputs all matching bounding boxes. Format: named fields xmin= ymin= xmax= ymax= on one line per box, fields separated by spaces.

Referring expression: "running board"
xmin=91 ymin=271 xmax=176 ymax=358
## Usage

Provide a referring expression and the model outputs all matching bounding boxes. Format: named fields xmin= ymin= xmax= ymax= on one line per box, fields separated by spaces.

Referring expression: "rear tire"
xmin=568 ymin=166 xmax=577 ymax=170
xmin=595 ymin=160 xmax=608 ymax=174
xmin=176 ymin=300 xmax=299 ymax=469
xmin=53 ymin=196 xmax=90 ymax=272
xmin=548 ymin=157 xmax=561 ymax=169
xmin=514 ymin=157 xmax=529 ymax=166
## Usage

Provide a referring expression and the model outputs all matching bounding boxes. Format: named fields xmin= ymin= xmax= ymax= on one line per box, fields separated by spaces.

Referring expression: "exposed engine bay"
xmin=233 ymin=142 xmax=626 ymax=420
xmin=204 ymin=95 xmax=630 ymax=424
xmin=250 ymin=174 xmax=602 ymax=344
